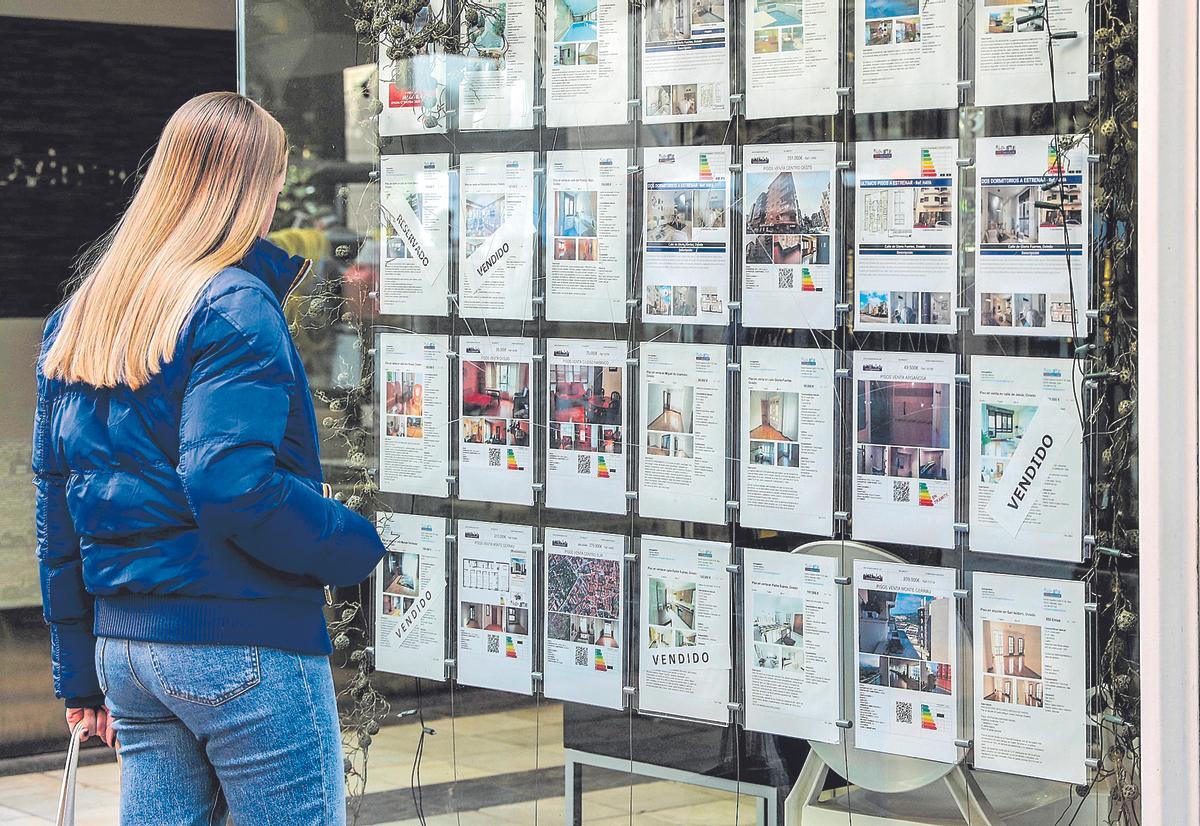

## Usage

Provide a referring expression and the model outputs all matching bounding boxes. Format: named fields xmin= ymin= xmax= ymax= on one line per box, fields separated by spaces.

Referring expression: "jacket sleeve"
xmin=33 ymin=364 xmax=103 ymax=708
xmin=178 ymin=286 xmax=385 ymax=586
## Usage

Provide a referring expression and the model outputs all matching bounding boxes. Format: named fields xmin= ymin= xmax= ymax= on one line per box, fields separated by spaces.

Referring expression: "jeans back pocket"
xmin=148 ymin=642 xmax=261 ymax=706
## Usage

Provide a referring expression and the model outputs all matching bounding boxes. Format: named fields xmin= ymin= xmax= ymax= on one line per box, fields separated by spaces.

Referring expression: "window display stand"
xmin=784 ymin=540 xmax=1091 ymax=825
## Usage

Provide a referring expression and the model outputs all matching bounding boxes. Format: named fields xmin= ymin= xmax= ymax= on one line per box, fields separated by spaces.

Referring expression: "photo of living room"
xmin=857 ymin=378 xmax=951 ymax=451
xmin=646 ymin=577 xmax=696 ymax=630
xmin=858 ymin=588 xmax=953 ymax=666
xmin=462 ymin=359 xmax=530 ymax=420
xmin=464 ymin=192 xmax=505 ymax=238
xmin=646 ymin=189 xmax=693 ymax=243
xmin=980 ymin=401 xmax=1038 ymax=461
xmin=982 ymin=619 xmax=1044 ymax=679
xmin=555 ymin=190 xmax=598 ymax=237
xmin=385 ymin=371 xmax=423 ymax=418
xmin=507 ymin=419 xmax=529 ymax=446
xmin=982 ymin=178 xmax=1081 ymax=244
xmin=551 ymin=364 xmax=622 ymax=426
xmin=482 ymin=418 xmax=508 ymax=444
xmin=383 ymin=551 xmax=420 ymax=597
xmin=980 ymin=292 xmax=1015 ymax=327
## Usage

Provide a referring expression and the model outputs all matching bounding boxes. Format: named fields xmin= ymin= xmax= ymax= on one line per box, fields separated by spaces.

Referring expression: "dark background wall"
xmin=0 ymin=7 xmax=234 ymax=760
xmin=0 ymin=15 xmax=236 ymax=318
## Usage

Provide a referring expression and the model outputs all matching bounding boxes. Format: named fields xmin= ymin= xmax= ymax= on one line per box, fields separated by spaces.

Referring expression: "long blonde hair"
xmin=43 ymin=92 xmax=288 ymax=389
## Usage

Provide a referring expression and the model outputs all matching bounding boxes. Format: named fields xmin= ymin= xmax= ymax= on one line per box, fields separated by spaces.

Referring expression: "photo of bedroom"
xmin=646 ymin=189 xmax=693 ymax=243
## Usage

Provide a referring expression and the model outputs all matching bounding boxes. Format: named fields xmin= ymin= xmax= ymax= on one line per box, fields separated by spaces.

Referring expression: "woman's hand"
xmin=65 ymin=707 xmax=117 ymax=748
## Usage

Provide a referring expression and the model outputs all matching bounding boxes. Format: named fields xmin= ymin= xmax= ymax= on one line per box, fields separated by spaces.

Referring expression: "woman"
xmin=33 ymin=92 xmax=386 ymax=825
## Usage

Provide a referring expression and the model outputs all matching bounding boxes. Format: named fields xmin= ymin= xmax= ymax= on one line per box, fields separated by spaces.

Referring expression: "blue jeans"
xmin=96 ymin=637 xmax=346 ymax=825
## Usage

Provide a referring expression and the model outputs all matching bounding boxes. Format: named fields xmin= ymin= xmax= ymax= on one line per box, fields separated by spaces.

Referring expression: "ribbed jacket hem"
xmin=94 ymin=594 xmax=333 ymax=656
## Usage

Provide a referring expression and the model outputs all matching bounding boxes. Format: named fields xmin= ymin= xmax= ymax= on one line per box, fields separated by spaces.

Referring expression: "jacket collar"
xmin=237 ymin=237 xmax=310 ymax=303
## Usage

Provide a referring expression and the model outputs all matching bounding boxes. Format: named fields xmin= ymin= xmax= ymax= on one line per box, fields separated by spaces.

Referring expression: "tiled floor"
xmin=0 ymin=703 xmax=759 ymax=825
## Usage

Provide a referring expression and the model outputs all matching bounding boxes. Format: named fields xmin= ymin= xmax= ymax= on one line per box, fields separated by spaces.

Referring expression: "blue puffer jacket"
xmin=33 ymin=238 xmax=386 ymax=708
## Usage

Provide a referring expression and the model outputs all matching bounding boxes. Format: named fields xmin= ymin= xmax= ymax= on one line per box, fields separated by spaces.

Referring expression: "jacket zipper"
xmin=287 ymin=258 xmax=313 ymax=301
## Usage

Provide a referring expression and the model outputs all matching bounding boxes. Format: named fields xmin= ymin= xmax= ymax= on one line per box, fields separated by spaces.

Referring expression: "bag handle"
xmin=55 ymin=722 xmax=86 ymax=826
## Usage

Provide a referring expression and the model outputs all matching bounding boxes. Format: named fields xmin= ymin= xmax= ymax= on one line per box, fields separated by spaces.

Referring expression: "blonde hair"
xmin=44 ymin=92 xmax=288 ymax=389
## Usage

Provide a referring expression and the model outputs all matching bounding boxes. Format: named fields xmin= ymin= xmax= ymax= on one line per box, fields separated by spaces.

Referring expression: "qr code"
xmin=574 ymin=646 xmax=588 ymax=667
xmin=488 ymin=448 xmax=502 ymax=467
xmin=895 ymin=701 xmax=913 ymax=724
xmin=777 ymin=268 xmax=794 ymax=289
xmin=892 ymin=480 xmax=911 ymax=503
xmin=487 ymin=635 xmax=500 ymax=654
xmin=576 ymin=454 xmax=592 ymax=475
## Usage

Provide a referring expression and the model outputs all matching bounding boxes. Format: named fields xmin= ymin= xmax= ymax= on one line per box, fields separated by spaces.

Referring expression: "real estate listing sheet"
xmin=456 ymin=520 xmax=535 ymax=695
xmin=854 ymin=139 xmax=958 ymax=334
xmin=641 ymin=0 xmax=730 ymax=124
xmin=853 ymin=350 xmax=956 ymax=549
xmin=970 ymin=355 xmax=1083 ymax=560
xmin=742 ymin=548 xmax=840 ymax=742
xmin=974 ymin=134 xmax=1090 ymax=337
xmin=458 ymin=152 xmax=537 ymax=320
xmin=545 ymin=149 xmax=629 ymax=323
xmin=543 ymin=528 xmax=626 ymax=709
xmin=459 ymin=336 xmax=535 ymax=505
xmin=854 ymin=0 xmax=957 ymax=113
xmin=745 ymin=0 xmax=838 ymax=119
xmin=638 ymin=536 xmax=732 ymax=723
xmin=377 ymin=10 xmax=448 ymax=136
xmin=373 ymin=512 xmax=448 ymax=681
xmin=546 ymin=339 xmax=628 ymax=514
xmin=458 ymin=0 xmax=537 ymax=130
xmin=741 ymin=142 xmax=837 ymax=329
xmin=739 ymin=346 xmax=835 ymax=535
xmin=378 ymin=332 xmax=451 ymax=497
xmin=546 ymin=0 xmax=629 ymax=127
xmin=972 ymin=572 xmax=1087 ymax=784
xmin=642 ymin=146 xmax=731 ymax=325
xmin=638 ymin=341 xmax=729 ymax=524
xmin=975 ymin=0 xmax=1088 ymax=107
xmin=854 ymin=559 xmax=958 ymax=762
xmin=379 ymin=153 xmax=450 ymax=317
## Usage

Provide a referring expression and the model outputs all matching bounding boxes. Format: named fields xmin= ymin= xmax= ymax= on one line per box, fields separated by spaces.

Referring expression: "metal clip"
xmin=1084 ymin=602 xmax=1098 ymax=613
xmin=954 ymin=306 xmax=971 ymax=317
xmin=531 ymin=543 xmax=544 ymax=552
xmin=725 ymin=500 xmax=740 ymax=511
xmin=627 ymin=164 xmax=641 ymax=174
xmin=956 ymin=80 xmax=973 ymax=91
xmin=956 ymin=157 xmax=974 ymax=168
xmin=725 ymin=563 xmax=741 ymax=573
xmin=531 ymin=482 xmax=545 ymax=493
xmin=625 ymin=490 xmax=638 ymax=500
xmin=623 ymin=552 xmax=638 ymax=562
xmin=727 ymin=363 xmax=741 ymax=372
xmin=835 ymin=719 xmax=853 ymax=729
xmin=954 ymin=373 xmax=969 ymax=384
xmin=834 ymin=576 xmax=851 ymax=586
xmin=833 ymin=511 xmax=849 ymax=522
xmin=623 ymin=685 xmax=637 ymax=695
xmin=954 ymin=738 xmax=972 ymax=749
xmin=729 ymin=163 xmax=743 ymax=172
xmin=954 ymin=523 xmax=969 ymax=534
xmin=835 ymin=368 xmax=850 ymax=378
xmin=836 ymin=87 xmax=851 ymax=97
xmin=953 ymin=588 xmax=969 ymax=600
xmin=727 ymin=301 xmax=741 ymax=311
xmin=368 ymin=170 xmax=380 ymax=181
xmin=366 ymin=347 xmax=377 ymax=357
xmin=726 ymin=701 xmax=743 ymax=711
xmin=835 ymin=159 xmax=852 ymax=169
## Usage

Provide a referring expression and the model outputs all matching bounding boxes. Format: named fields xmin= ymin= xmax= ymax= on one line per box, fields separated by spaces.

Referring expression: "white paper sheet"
xmin=642 ymin=146 xmax=731 ymax=325
xmin=641 ymin=0 xmax=730 ymax=123
xmin=854 ymin=559 xmax=958 ymax=762
xmin=373 ymin=512 xmax=448 ymax=681
xmin=343 ymin=64 xmax=377 ymax=163
xmin=638 ymin=535 xmax=732 ymax=723
xmin=456 ymin=520 xmax=535 ymax=695
xmin=742 ymin=549 xmax=840 ymax=742
xmin=379 ymin=154 xmax=450 ymax=317
xmin=545 ymin=150 xmax=629 ymax=323
xmin=459 ymin=336 xmax=535 ymax=505
xmin=458 ymin=0 xmax=537 ymax=130
xmin=972 ymin=572 xmax=1087 ymax=783
xmin=546 ymin=339 xmax=628 ymax=514
xmin=378 ymin=11 xmax=449 ymax=136
xmin=970 ymin=355 xmax=1083 ymax=560
xmin=854 ymin=139 xmax=958 ymax=334
xmin=543 ymin=528 xmax=627 ymax=709
xmin=974 ymin=135 xmax=1090 ymax=337
xmin=458 ymin=152 xmax=536 ymax=320
xmin=741 ymin=142 xmax=837 ymax=329
xmin=852 ymin=351 xmax=956 ymax=549
xmin=975 ymin=0 xmax=1089 ymax=107
xmin=546 ymin=0 xmax=630 ymax=127
xmin=638 ymin=341 xmax=728 ymax=524
xmin=744 ymin=0 xmax=838 ymax=119
xmin=739 ymin=346 xmax=835 ymax=535
xmin=854 ymin=0 xmax=957 ymax=113
xmin=378 ymin=333 xmax=451 ymax=497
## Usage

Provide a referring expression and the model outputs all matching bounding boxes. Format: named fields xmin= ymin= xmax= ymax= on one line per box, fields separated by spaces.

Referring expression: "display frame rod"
xmin=1138 ymin=0 xmax=1200 ymax=821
